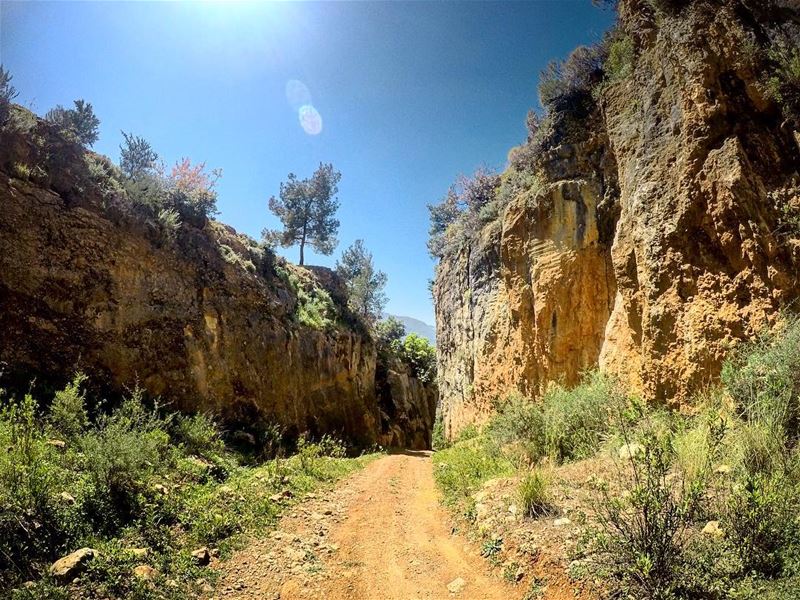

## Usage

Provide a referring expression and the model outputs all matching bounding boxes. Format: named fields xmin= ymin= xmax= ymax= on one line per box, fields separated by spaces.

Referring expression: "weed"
xmin=518 ymin=469 xmax=553 ymax=518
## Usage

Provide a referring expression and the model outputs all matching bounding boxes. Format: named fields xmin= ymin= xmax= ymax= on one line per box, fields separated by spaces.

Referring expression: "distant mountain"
xmin=384 ymin=314 xmax=436 ymax=345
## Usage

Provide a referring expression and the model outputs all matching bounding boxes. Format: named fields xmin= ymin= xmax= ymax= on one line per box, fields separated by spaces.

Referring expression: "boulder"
xmin=49 ymin=548 xmax=97 ymax=581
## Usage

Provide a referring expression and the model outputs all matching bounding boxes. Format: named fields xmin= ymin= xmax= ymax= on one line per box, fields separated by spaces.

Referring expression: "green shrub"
xmin=45 ymin=99 xmax=100 ymax=147
xmin=722 ymin=314 xmax=800 ymax=444
xmin=604 ymin=35 xmax=635 ymax=83
xmin=518 ymin=469 xmax=553 ymax=518
xmin=157 ymin=208 xmax=181 ymax=242
xmin=764 ymin=42 xmax=800 ymax=118
xmin=593 ymin=428 xmax=705 ymax=600
xmin=0 ymin=65 xmax=18 ymax=125
xmin=433 ymin=437 xmax=513 ymax=510
xmin=542 ymin=371 xmax=624 ymax=461
xmin=218 ymin=244 xmax=256 ymax=272
xmin=173 ymin=413 xmax=225 ymax=459
xmin=394 ymin=333 xmax=437 ymax=383
xmin=485 ymin=392 xmax=546 ymax=464
xmin=119 ymin=131 xmax=158 ymax=180
xmin=723 ymin=472 xmax=800 ymax=577
xmin=432 ymin=414 xmax=447 ymax=451
xmin=78 ymin=388 xmax=173 ymax=527
xmin=48 ymin=372 xmax=89 ymax=440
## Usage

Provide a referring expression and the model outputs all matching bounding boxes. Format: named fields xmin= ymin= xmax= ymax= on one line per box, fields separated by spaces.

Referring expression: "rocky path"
xmin=214 ymin=451 xmax=521 ymax=600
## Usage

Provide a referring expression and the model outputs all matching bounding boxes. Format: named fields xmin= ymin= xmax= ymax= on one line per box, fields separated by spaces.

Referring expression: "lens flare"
xmin=298 ymin=104 xmax=323 ymax=135
xmin=285 ymin=79 xmax=311 ymax=110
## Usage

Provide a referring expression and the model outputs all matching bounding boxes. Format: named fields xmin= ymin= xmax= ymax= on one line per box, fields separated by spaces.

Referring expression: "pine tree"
xmin=336 ymin=239 xmax=387 ymax=323
xmin=263 ymin=163 xmax=341 ymax=265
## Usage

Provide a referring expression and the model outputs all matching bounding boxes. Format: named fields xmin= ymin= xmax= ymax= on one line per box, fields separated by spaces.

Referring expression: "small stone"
xmin=133 ymin=565 xmax=156 ymax=580
xmin=59 ymin=491 xmax=76 ymax=505
xmin=553 ymin=517 xmax=572 ymax=527
xmin=269 ymin=489 xmax=294 ymax=502
xmin=508 ymin=503 xmax=518 ymax=515
xmin=618 ymin=443 xmax=644 ymax=460
xmin=191 ymin=547 xmax=211 ymax=566
xmin=447 ymin=577 xmax=466 ymax=594
xmin=49 ymin=548 xmax=97 ymax=581
xmin=702 ymin=520 xmax=724 ymax=538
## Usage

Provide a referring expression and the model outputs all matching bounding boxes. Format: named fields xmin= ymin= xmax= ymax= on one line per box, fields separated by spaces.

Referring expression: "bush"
xmin=427 ymin=168 xmax=500 ymax=258
xmin=604 ymin=35 xmax=636 ymax=83
xmin=157 ymin=208 xmax=182 ymax=242
xmin=485 ymin=392 xmax=546 ymax=464
xmin=764 ymin=42 xmax=800 ymax=119
xmin=721 ymin=314 xmax=800 ymax=443
xmin=78 ymin=388 xmax=173 ymax=527
xmin=394 ymin=333 xmax=437 ymax=383
xmin=119 ymin=131 xmax=158 ymax=180
xmin=518 ymin=469 xmax=553 ymax=518
xmin=723 ymin=472 xmax=799 ymax=577
xmin=538 ymin=45 xmax=605 ymax=113
xmin=433 ymin=436 xmax=514 ymax=510
xmin=173 ymin=413 xmax=224 ymax=459
xmin=593 ymin=428 xmax=705 ymax=600
xmin=48 ymin=372 xmax=89 ymax=441
xmin=45 ymin=99 xmax=100 ymax=147
xmin=0 ymin=65 xmax=19 ymax=126
xmin=276 ymin=264 xmax=337 ymax=330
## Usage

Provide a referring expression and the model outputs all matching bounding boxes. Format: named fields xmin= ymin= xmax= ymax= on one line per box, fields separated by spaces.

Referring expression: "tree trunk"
xmin=299 ymin=222 xmax=307 ymax=266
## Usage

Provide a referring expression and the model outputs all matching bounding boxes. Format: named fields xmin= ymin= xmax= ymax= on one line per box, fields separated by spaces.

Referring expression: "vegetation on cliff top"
xmin=433 ymin=315 xmax=800 ymax=599
xmin=0 ymin=377 xmax=376 ymax=599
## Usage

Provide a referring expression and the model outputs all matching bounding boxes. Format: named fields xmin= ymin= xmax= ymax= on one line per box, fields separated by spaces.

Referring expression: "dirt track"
xmin=216 ymin=452 xmax=521 ymax=600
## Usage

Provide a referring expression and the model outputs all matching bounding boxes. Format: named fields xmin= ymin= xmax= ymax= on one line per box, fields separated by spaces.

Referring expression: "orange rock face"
xmin=435 ymin=0 xmax=800 ymax=439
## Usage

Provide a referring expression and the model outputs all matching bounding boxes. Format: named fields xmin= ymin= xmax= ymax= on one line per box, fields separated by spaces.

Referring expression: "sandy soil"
xmin=214 ymin=451 xmax=523 ymax=600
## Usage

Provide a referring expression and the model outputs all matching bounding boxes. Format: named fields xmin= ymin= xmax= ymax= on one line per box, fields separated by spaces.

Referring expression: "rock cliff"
xmin=434 ymin=0 xmax=800 ymax=438
xmin=0 ymin=109 xmax=436 ymax=449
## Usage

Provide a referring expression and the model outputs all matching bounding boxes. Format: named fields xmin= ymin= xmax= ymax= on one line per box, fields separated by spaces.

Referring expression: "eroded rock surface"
xmin=435 ymin=0 xmax=800 ymax=438
xmin=0 ymin=112 xmax=437 ymax=448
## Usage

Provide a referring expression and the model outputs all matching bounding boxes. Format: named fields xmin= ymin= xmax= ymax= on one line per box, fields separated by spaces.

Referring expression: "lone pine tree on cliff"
xmin=263 ymin=163 xmax=341 ymax=265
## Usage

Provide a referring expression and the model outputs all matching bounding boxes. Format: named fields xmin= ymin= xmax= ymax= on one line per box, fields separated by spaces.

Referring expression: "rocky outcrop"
xmin=0 ymin=111 xmax=436 ymax=448
xmin=376 ymin=356 xmax=437 ymax=450
xmin=435 ymin=0 xmax=800 ymax=438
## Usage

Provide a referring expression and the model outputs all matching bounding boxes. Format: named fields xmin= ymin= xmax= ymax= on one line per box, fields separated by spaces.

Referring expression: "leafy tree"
xmin=0 ymin=65 xmax=18 ymax=125
xmin=376 ymin=316 xmax=406 ymax=348
xmin=335 ymin=239 xmax=387 ymax=323
xmin=263 ymin=163 xmax=341 ymax=265
xmin=45 ymin=99 xmax=101 ymax=147
xmin=119 ymin=131 xmax=158 ymax=180
xmin=396 ymin=333 xmax=437 ymax=383
xmin=167 ymin=157 xmax=221 ymax=221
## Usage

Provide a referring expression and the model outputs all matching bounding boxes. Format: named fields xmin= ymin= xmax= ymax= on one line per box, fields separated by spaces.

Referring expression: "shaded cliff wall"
xmin=0 ymin=112 xmax=436 ymax=448
xmin=435 ymin=0 xmax=800 ymax=438
xmin=376 ymin=356 xmax=438 ymax=450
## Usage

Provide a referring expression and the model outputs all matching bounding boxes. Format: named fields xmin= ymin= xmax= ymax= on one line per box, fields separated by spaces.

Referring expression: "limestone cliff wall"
xmin=435 ymin=0 xmax=800 ymax=438
xmin=0 ymin=113 xmax=436 ymax=448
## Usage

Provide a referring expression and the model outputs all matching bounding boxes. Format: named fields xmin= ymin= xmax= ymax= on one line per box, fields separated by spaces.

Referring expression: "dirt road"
xmin=216 ymin=451 xmax=522 ymax=600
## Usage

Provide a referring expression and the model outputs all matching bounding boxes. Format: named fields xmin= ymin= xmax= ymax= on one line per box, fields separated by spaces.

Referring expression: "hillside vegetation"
xmin=433 ymin=316 xmax=800 ymax=599
xmin=0 ymin=378 xmax=376 ymax=599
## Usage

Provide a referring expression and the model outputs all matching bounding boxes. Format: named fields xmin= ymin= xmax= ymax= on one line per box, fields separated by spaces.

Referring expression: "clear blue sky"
xmin=1 ymin=1 xmax=614 ymax=325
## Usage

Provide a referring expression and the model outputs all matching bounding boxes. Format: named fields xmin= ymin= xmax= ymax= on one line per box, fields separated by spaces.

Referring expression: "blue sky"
xmin=1 ymin=1 xmax=614 ymax=324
